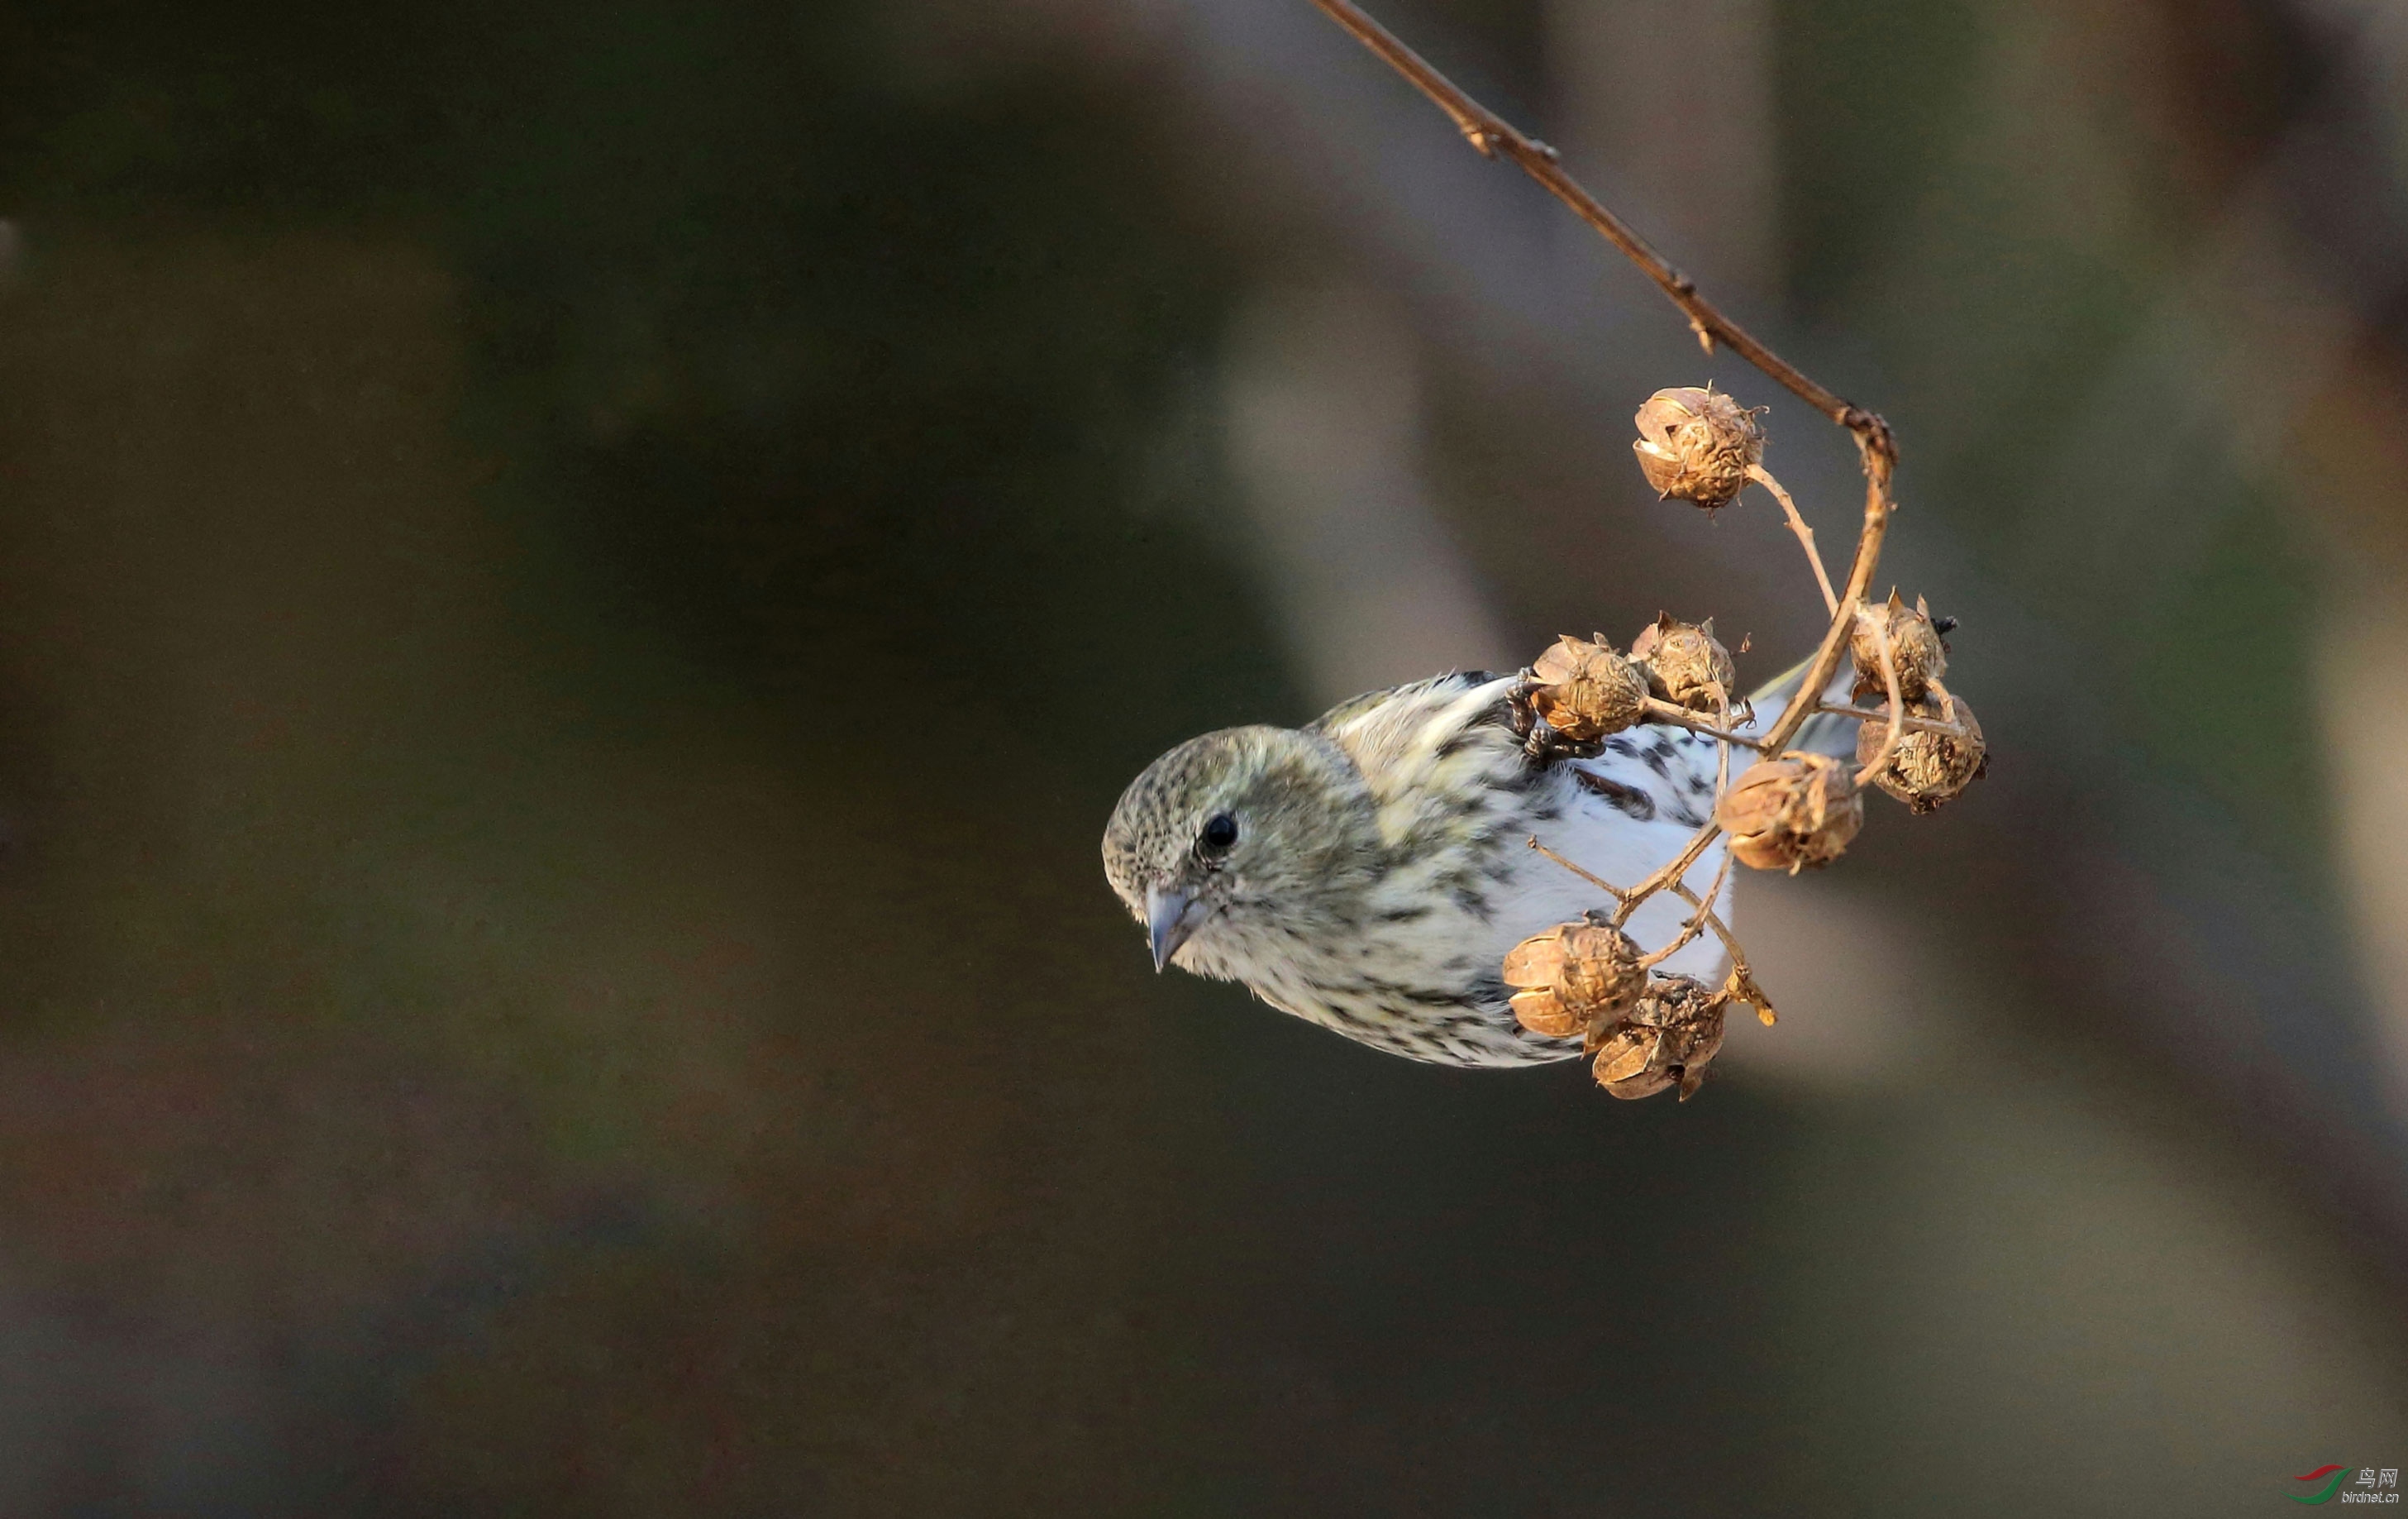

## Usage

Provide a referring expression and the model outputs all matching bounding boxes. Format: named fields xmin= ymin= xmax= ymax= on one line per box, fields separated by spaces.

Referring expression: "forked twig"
xmin=1641 ymin=848 xmax=1733 ymax=969
xmin=1530 ymin=841 xmax=1768 ymax=1025
xmin=1532 ymin=833 xmax=1731 ymax=976
xmin=1610 ymin=819 xmax=1719 ymax=928
xmin=1661 ymin=879 xmax=1774 ymax=1025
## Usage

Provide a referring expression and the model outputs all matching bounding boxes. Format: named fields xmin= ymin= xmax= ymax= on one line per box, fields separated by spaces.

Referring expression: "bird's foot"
xmin=1507 ymin=670 xmax=1605 ymax=765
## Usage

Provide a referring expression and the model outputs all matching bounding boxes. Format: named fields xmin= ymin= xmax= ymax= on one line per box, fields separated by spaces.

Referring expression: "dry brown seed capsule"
xmin=1649 ymin=977 xmax=1729 ymax=1101
xmin=1501 ymin=930 xmax=1581 ymax=1037
xmin=1503 ymin=919 xmax=1647 ymax=1038
xmin=1556 ymin=922 xmax=1646 ymax=1019
xmin=1642 ymin=974 xmax=1729 ymax=1100
xmin=1508 ymin=987 xmax=1585 ymax=1039
xmin=1849 ymin=590 xmax=1950 ymax=702
xmin=1591 ymin=1025 xmax=1672 ymax=1099
xmin=1857 ymin=692 xmax=1987 ymax=814
xmin=1716 ymin=752 xmax=1864 ymax=873
xmin=1631 ymin=385 xmax=1766 ymax=511
xmin=1590 ymin=974 xmax=1729 ymax=1101
xmin=1527 ymin=635 xmax=1647 ymax=742
xmin=1630 ymin=614 xmax=1736 ymax=712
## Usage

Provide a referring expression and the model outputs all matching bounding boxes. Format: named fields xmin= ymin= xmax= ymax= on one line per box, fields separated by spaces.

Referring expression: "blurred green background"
xmin=0 ymin=0 xmax=2403 ymax=1512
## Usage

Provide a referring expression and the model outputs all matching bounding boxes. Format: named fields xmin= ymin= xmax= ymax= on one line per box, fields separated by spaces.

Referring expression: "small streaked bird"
xmin=1103 ymin=670 xmax=1781 ymax=1068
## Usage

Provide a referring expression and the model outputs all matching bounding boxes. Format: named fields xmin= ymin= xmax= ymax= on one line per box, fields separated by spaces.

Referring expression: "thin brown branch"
xmin=1746 ymin=463 xmax=1838 ymax=615
xmin=1646 ymin=690 xmax=1738 ymax=967
xmin=1659 ymin=879 xmax=1774 ymax=1024
xmin=1639 ymin=698 xmax=1766 ymax=750
xmin=1308 ymin=0 xmax=1925 ymax=1054
xmin=1754 ymin=456 xmax=1894 ymax=756
xmin=1609 ymin=815 xmax=1724 ymax=928
xmin=1533 ymin=830 xmax=1736 ymax=982
xmin=1619 ymin=693 xmax=1741 ymax=929
xmin=1304 ymin=0 xmax=1895 ymax=447
xmin=1535 ymin=818 xmax=1768 ymax=1020
xmin=1527 ymin=837 xmax=1628 ymax=902
xmin=1816 ymin=700 xmax=1969 ymax=739
xmin=1640 ymin=848 xmax=1733 ymax=969
xmin=1712 ymin=689 xmax=1733 ymax=804
xmin=1929 ymin=676 xmax=1961 ymax=726
xmin=1662 ymin=879 xmax=1738 ymax=965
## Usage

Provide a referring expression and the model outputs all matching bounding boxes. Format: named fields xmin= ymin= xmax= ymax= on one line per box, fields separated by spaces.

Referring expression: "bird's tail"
xmin=1743 ymin=654 xmax=1859 ymax=759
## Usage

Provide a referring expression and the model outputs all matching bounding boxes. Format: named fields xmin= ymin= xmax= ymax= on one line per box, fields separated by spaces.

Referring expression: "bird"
xmin=1101 ymin=668 xmax=1785 ymax=1068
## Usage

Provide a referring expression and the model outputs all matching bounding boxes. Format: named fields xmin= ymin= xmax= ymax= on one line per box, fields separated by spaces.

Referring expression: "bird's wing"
xmin=1306 ymin=672 xmax=1524 ymax=850
xmin=1304 ymin=671 xmax=1504 ymax=745
xmin=1306 ymin=671 xmax=1497 ymax=735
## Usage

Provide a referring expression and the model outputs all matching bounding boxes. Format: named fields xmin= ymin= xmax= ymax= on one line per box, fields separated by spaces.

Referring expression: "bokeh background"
xmin=0 ymin=0 xmax=2403 ymax=1511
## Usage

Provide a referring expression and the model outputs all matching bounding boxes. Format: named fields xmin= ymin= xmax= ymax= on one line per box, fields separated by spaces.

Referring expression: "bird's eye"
xmin=1197 ymin=813 xmax=1239 ymax=857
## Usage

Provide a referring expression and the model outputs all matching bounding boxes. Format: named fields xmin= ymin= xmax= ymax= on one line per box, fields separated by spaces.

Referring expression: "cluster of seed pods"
xmin=1504 ymin=389 xmax=1988 ymax=1100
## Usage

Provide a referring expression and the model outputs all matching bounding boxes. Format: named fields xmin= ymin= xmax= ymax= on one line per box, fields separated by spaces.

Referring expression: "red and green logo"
xmin=2295 ymin=1466 xmax=2351 ymax=1504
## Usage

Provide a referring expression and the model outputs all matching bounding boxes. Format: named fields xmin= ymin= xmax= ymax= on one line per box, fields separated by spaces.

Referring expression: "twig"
xmin=1609 ymin=816 xmax=1723 ymax=928
xmin=1746 ymin=464 xmax=1837 ymax=615
xmin=1533 ymin=831 xmax=1735 ymax=982
xmin=1527 ymin=837 xmax=1628 ymax=902
xmin=1309 ymin=0 xmax=1966 ymax=1055
xmin=1929 ymin=676 xmax=1961 ymax=727
xmin=1711 ymin=689 xmax=1733 ymax=810
xmin=1853 ymin=618 xmax=1907 ymax=785
xmin=1662 ymin=878 xmax=1739 ymax=967
xmin=1643 ymin=689 xmax=1738 ymax=966
xmin=1815 ymin=700 xmax=1969 ymax=738
xmin=1533 ymin=764 xmax=1773 ymax=1020
xmin=1752 ymin=466 xmax=1893 ymax=761
xmin=1639 ymin=698 xmax=1766 ymax=750
xmin=1641 ymin=848 xmax=1733 ymax=969
xmin=1660 ymin=878 xmax=1774 ymax=1025
xmin=1609 ymin=678 xmax=1743 ymax=924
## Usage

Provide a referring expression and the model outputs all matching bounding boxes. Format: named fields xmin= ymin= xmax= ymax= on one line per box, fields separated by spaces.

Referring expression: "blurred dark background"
xmin=0 ymin=0 xmax=2403 ymax=1512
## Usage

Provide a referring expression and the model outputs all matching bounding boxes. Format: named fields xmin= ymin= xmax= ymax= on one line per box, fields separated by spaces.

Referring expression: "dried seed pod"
xmin=1508 ymin=986 xmax=1587 ymax=1039
xmin=1631 ymin=386 xmax=1766 ymax=511
xmin=1555 ymin=921 xmax=1646 ymax=1018
xmin=1716 ymin=752 xmax=1863 ymax=873
xmin=1503 ymin=918 xmax=1647 ymax=1039
xmin=1591 ymin=973 xmax=1729 ymax=1100
xmin=1527 ymin=635 xmax=1647 ymax=742
xmin=1849 ymin=590 xmax=1949 ymax=702
xmin=1590 ymin=1024 xmax=1671 ymax=1098
xmin=1630 ymin=614 xmax=1736 ymax=712
xmin=1857 ymin=691 xmax=1987 ymax=814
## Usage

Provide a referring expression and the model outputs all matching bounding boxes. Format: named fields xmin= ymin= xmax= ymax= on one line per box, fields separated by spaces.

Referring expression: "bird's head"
xmin=1101 ymin=725 xmax=1376 ymax=979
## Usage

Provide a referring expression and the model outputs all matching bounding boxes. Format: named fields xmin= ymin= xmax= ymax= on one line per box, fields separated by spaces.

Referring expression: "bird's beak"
xmin=1146 ymin=883 xmax=1211 ymax=972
